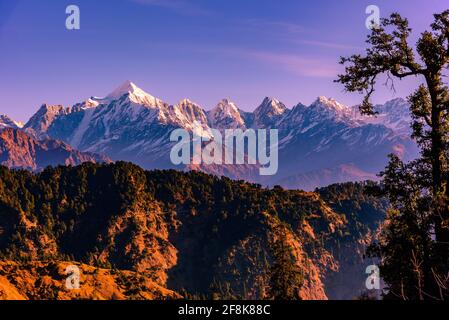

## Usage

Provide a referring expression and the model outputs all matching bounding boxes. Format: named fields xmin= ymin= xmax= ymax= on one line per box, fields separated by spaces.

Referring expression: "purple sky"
xmin=0 ymin=0 xmax=447 ymax=122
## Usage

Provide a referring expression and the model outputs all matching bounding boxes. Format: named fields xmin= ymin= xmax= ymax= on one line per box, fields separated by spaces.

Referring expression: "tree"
xmin=268 ymin=224 xmax=303 ymax=300
xmin=368 ymin=155 xmax=434 ymax=299
xmin=336 ymin=10 xmax=449 ymax=299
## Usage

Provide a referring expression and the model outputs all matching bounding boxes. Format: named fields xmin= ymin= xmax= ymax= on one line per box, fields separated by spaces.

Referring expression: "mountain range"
xmin=0 ymin=81 xmax=418 ymax=190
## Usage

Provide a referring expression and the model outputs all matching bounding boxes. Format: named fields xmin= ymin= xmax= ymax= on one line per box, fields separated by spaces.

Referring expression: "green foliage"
xmin=268 ymin=224 xmax=303 ymax=300
xmin=337 ymin=10 xmax=449 ymax=299
xmin=318 ymin=181 xmax=387 ymax=240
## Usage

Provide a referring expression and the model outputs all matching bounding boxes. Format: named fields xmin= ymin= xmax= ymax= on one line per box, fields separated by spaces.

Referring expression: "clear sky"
xmin=0 ymin=0 xmax=447 ymax=122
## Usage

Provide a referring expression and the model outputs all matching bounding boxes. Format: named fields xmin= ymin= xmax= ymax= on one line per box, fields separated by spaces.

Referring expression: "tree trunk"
xmin=428 ymin=74 xmax=449 ymax=280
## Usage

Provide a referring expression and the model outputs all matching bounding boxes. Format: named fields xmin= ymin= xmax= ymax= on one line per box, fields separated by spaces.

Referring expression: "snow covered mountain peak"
xmin=175 ymin=98 xmax=202 ymax=113
xmin=173 ymin=98 xmax=209 ymax=129
xmin=208 ymin=98 xmax=246 ymax=129
xmin=215 ymin=98 xmax=239 ymax=113
xmin=350 ymin=97 xmax=412 ymax=136
xmin=23 ymin=104 xmax=70 ymax=139
xmin=106 ymin=81 xmax=165 ymax=108
xmin=253 ymin=97 xmax=287 ymax=128
xmin=375 ymin=98 xmax=409 ymax=114
xmin=107 ymin=80 xmax=140 ymax=99
xmin=305 ymin=96 xmax=356 ymax=124
xmin=178 ymin=98 xmax=197 ymax=106
xmin=256 ymin=97 xmax=287 ymax=115
xmin=313 ymin=96 xmax=347 ymax=111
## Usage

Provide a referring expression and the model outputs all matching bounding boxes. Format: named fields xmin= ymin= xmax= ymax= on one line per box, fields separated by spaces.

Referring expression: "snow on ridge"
xmin=314 ymin=96 xmax=348 ymax=111
xmin=208 ymin=98 xmax=246 ymax=129
xmin=0 ymin=115 xmax=20 ymax=129
xmin=70 ymin=107 xmax=96 ymax=149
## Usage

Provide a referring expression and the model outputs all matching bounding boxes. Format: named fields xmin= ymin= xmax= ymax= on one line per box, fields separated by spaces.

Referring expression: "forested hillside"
xmin=0 ymin=162 xmax=386 ymax=299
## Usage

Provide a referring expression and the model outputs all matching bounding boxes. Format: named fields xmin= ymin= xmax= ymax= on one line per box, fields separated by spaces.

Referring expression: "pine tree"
xmin=268 ymin=225 xmax=303 ymax=300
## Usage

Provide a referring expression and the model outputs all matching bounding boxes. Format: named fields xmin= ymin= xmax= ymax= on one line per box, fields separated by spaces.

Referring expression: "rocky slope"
xmin=0 ymin=162 xmax=386 ymax=300
xmin=0 ymin=261 xmax=179 ymax=300
xmin=0 ymin=128 xmax=110 ymax=171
